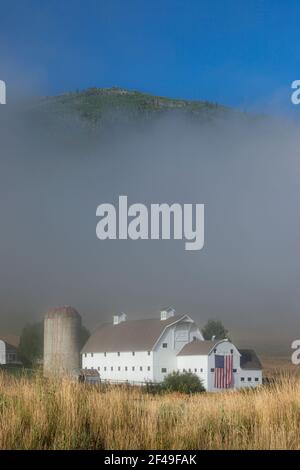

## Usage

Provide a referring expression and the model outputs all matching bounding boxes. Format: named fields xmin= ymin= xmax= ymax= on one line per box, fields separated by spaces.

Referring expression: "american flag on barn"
xmin=214 ymin=354 xmax=233 ymax=388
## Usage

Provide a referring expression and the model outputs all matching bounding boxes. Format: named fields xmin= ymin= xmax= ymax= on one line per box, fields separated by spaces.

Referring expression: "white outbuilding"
xmin=177 ymin=339 xmax=262 ymax=390
xmin=81 ymin=308 xmax=262 ymax=391
xmin=0 ymin=336 xmax=22 ymax=366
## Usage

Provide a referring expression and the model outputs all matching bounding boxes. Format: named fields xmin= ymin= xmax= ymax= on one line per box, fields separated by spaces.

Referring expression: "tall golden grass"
xmin=0 ymin=371 xmax=300 ymax=450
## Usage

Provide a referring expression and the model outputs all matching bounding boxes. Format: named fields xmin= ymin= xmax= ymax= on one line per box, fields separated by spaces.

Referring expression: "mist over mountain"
xmin=0 ymin=87 xmax=298 ymax=356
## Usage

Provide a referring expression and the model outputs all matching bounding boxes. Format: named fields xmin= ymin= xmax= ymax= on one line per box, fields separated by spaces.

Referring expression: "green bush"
xmin=162 ymin=371 xmax=205 ymax=394
xmin=144 ymin=381 xmax=163 ymax=395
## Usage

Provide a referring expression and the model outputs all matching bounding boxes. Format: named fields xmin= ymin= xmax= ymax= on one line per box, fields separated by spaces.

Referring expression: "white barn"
xmin=0 ymin=336 xmax=22 ymax=366
xmin=81 ymin=308 xmax=262 ymax=391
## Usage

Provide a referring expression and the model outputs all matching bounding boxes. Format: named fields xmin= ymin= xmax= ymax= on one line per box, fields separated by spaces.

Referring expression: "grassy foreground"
xmin=0 ymin=371 xmax=300 ymax=450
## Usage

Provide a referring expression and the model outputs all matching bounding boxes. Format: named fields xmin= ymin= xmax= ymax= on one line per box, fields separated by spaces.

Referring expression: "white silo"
xmin=44 ymin=306 xmax=81 ymax=376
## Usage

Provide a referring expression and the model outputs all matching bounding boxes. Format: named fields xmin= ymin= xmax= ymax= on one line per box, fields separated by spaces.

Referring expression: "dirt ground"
xmin=261 ymin=355 xmax=300 ymax=379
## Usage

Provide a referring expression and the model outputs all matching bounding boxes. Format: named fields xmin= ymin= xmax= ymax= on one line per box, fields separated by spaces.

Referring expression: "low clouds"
xmin=0 ymin=99 xmax=299 ymax=354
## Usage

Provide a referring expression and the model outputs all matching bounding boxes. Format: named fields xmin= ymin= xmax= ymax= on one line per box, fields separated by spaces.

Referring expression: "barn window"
xmin=125 ymin=367 xmax=128 ymax=371
xmin=248 ymin=377 xmax=251 ymax=382
xmin=140 ymin=366 xmax=143 ymax=371
xmin=194 ymin=368 xmax=197 ymax=372
xmin=111 ymin=367 xmax=113 ymax=371
xmin=188 ymin=368 xmax=191 ymax=372
xmin=117 ymin=352 xmax=120 ymax=356
xmin=104 ymin=352 xmax=107 ymax=357
xmin=241 ymin=377 xmax=244 ymax=382
xmin=118 ymin=366 xmax=121 ymax=371
xmin=97 ymin=367 xmax=100 ymax=371
xmin=210 ymin=368 xmax=215 ymax=372
xmin=147 ymin=366 xmax=150 ymax=371
xmin=214 ymin=349 xmax=217 ymax=353
xmin=104 ymin=367 xmax=107 ymax=371
xmin=91 ymin=353 xmax=94 ymax=358
xmin=132 ymin=352 xmax=135 ymax=356
xmin=183 ymin=368 xmax=186 ymax=372
xmin=230 ymin=349 xmax=233 ymax=354
xmin=84 ymin=353 xmax=87 ymax=358
xmin=147 ymin=351 xmax=151 ymax=355
xmin=132 ymin=366 xmax=135 ymax=371
xmin=162 ymin=343 xmax=168 ymax=348
xmin=233 ymin=368 xmax=237 ymax=373
xmin=200 ymin=368 xmax=203 ymax=372
xmin=255 ymin=377 xmax=259 ymax=382
xmin=161 ymin=368 xmax=167 ymax=373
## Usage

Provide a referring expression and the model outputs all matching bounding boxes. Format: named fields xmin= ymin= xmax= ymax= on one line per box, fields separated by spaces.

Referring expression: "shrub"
xmin=144 ymin=381 xmax=163 ymax=395
xmin=161 ymin=371 xmax=205 ymax=394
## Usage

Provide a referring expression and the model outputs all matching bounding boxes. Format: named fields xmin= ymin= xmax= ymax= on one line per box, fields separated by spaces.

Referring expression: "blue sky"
xmin=1 ymin=0 xmax=300 ymax=111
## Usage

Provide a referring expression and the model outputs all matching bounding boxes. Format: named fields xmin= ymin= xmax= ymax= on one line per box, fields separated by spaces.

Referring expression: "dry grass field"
xmin=261 ymin=355 xmax=300 ymax=379
xmin=1 ymin=364 xmax=300 ymax=450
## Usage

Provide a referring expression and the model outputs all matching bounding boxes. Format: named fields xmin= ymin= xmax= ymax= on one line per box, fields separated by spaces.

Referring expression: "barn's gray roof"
xmin=177 ymin=339 xmax=220 ymax=356
xmin=0 ymin=336 xmax=20 ymax=349
xmin=81 ymin=315 xmax=189 ymax=353
xmin=178 ymin=341 xmax=262 ymax=370
xmin=239 ymin=349 xmax=262 ymax=370
xmin=177 ymin=340 xmax=262 ymax=370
